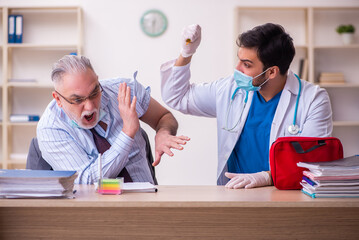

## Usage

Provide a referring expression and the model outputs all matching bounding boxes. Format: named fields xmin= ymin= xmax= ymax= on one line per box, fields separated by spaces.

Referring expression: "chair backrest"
xmin=26 ymin=138 xmax=53 ymax=170
xmin=140 ymin=128 xmax=158 ymax=185
xmin=26 ymin=128 xmax=158 ymax=184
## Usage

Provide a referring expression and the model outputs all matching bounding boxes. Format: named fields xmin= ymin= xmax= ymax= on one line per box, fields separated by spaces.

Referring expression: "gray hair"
xmin=51 ymin=55 xmax=95 ymax=85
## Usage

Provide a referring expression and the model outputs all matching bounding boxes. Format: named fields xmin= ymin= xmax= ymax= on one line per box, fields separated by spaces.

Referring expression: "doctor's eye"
xmin=244 ymin=62 xmax=251 ymax=68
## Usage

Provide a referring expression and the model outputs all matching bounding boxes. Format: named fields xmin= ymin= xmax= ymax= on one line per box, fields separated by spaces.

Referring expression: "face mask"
xmin=234 ymin=68 xmax=270 ymax=92
xmin=70 ymin=108 xmax=106 ymax=129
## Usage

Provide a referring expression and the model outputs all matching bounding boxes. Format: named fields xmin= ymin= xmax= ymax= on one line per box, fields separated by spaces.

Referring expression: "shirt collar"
xmin=284 ymin=70 xmax=300 ymax=96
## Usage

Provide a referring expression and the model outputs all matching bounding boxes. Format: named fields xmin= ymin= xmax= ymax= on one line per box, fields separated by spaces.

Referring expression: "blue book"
xmin=8 ymin=15 xmax=16 ymax=43
xmin=10 ymin=114 xmax=40 ymax=122
xmin=0 ymin=169 xmax=77 ymax=179
xmin=302 ymin=176 xmax=316 ymax=186
xmin=15 ymin=15 xmax=23 ymax=43
xmin=301 ymin=189 xmax=359 ymax=198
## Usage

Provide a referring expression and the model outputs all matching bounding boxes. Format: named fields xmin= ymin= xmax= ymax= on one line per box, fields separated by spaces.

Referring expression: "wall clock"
xmin=140 ymin=9 xmax=168 ymax=37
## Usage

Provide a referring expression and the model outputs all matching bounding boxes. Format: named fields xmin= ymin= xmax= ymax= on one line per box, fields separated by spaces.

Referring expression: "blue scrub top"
xmin=227 ymin=90 xmax=282 ymax=174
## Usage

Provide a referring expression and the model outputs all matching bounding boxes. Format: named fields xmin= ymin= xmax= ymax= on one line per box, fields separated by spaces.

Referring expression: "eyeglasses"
xmin=55 ymin=83 xmax=103 ymax=105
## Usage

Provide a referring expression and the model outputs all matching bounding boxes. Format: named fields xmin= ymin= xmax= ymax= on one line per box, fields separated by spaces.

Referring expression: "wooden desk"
xmin=1 ymin=185 xmax=359 ymax=239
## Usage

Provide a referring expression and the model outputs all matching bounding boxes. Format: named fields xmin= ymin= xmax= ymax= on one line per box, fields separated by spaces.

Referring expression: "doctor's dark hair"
xmin=236 ymin=23 xmax=295 ymax=75
xmin=51 ymin=55 xmax=95 ymax=85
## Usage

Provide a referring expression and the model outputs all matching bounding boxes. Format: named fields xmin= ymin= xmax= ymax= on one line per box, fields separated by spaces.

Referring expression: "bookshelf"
xmin=0 ymin=6 xmax=82 ymax=169
xmin=234 ymin=6 xmax=359 ymax=157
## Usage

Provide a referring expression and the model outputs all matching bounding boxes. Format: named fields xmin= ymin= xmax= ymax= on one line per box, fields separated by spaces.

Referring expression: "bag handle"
xmin=291 ymin=140 xmax=326 ymax=154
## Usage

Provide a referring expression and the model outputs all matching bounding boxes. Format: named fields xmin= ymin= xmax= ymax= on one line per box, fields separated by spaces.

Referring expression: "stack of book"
xmin=0 ymin=169 xmax=78 ymax=198
xmin=297 ymin=155 xmax=359 ymax=198
xmin=318 ymin=72 xmax=345 ymax=84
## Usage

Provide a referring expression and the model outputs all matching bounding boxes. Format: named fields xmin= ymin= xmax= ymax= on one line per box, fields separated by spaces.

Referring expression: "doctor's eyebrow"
xmin=236 ymin=53 xmax=253 ymax=64
xmin=239 ymin=59 xmax=253 ymax=64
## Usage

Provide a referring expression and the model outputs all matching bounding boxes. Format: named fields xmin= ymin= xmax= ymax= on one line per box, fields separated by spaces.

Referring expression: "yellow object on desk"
xmin=98 ymin=178 xmax=123 ymax=195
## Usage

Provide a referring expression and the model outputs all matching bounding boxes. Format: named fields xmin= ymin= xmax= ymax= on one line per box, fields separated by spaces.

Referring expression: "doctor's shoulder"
xmin=301 ymin=80 xmax=330 ymax=103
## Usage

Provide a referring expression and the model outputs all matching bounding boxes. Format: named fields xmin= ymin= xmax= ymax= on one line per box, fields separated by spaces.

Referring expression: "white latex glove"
xmin=181 ymin=24 xmax=201 ymax=58
xmin=225 ymin=171 xmax=272 ymax=189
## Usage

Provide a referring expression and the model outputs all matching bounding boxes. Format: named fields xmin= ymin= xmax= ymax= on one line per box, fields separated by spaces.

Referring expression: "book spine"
xmin=8 ymin=15 xmax=15 ymax=43
xmin=15 ymin=15 xmax=23 ymax=44
xmin=10 ymin=115 xmax=40 ymax=122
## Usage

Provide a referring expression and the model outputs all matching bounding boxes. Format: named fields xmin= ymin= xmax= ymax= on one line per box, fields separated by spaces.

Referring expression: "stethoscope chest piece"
xmin=288 ymin=124 xmax=299 ymax=135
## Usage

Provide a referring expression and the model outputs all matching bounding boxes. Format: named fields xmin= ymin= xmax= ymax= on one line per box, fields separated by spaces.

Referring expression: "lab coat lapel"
xmin=270 ymin=71 xmax=298 ymax=144
xmin=223 ymin=91 xmax=253 ymax=158
xmin=218 ymin=91 xmax=253 ymax=180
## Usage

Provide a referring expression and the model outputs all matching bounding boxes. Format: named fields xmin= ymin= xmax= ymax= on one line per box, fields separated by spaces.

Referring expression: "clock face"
xmin=140 ymin=9 xmax=167 ymax=37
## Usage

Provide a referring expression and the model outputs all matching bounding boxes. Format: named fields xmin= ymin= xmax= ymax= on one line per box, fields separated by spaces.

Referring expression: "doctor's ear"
xmin=268 ymin=66 xmax=280 ymax=79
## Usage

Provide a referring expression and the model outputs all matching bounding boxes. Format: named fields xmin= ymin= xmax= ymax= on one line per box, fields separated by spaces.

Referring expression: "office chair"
xmin=26 ymin=128 xmax=158 ymax=184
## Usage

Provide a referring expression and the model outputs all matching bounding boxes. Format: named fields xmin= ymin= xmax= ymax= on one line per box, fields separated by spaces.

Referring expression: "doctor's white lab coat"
xmin=160 ymin=59 xmax=332 ymax=185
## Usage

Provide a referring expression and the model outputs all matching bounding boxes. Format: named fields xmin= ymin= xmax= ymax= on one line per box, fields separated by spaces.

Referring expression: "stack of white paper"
xmin=122 ymin=182 xmax=158 ymax=193
xmin=297 ymin=155 xmax=359 ymax=198
xmin=0 ymin=169 xmax=78 ymax=198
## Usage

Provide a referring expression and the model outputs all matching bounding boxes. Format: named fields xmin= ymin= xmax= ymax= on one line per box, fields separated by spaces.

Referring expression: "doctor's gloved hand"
xmin=225 ymin=171 xmax=272 ymax=189
xmin=181 ymin=24 xmax=201 ymax=58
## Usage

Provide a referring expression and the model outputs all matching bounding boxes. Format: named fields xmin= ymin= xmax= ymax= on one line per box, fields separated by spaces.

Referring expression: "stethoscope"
xmin=223 ymin=73 xmax=302 ymax=135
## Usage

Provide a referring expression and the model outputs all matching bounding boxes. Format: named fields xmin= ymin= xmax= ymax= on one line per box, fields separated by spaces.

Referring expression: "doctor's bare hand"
xmin=152 ymin=129 xmax=190 ymax=166
xmin=225 ymin=171 xmax=272 ymax=189
xmin=117 ymin=82 xmax=139 ymax=139
xmin=181 ymin=24 xmax=202 ymax=58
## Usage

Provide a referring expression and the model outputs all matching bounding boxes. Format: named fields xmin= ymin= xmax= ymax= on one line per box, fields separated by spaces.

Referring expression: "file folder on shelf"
xmin=8 ymin=15 xmax=15 ymax=43
xmin=15 ymin=15 xmax=23 ymax=43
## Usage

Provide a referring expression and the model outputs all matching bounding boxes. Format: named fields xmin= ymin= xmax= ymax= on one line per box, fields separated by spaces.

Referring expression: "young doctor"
xmin=160 ymin=23 xmax=333 ymax=188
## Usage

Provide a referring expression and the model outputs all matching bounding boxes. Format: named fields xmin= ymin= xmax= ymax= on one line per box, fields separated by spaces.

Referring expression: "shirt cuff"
xmin=112 ymin=131 xmax=134 ymax=155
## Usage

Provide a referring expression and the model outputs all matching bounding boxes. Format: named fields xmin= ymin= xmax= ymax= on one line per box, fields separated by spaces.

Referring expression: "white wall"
xmin=3 ymin=0 xmax=359 ymax=185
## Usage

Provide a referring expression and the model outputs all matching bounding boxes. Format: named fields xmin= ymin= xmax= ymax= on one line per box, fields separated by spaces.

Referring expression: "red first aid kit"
xmin=270 ymin=137 xmax=343 ymax=190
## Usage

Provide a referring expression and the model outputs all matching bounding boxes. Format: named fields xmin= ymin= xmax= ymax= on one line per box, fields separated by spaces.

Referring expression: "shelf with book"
xmin=1 ymin=6 xmax=82 ymax=169
xmin=7 ymin=7 xmax=81 ymax=46
xmin=319 ymin=83 xmax=359 ymax=88
xmin=234 ymin=5 xmax=359 ymax=157
xmin=312 ymin=6 xmax=359 ymax=157
xmin=313 ymin=48 xmax=359 ymax=84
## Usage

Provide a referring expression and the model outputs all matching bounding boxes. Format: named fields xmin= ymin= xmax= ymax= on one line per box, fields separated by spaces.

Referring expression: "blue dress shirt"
xmin=37 ymin=74 xmax=154 ymax=184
